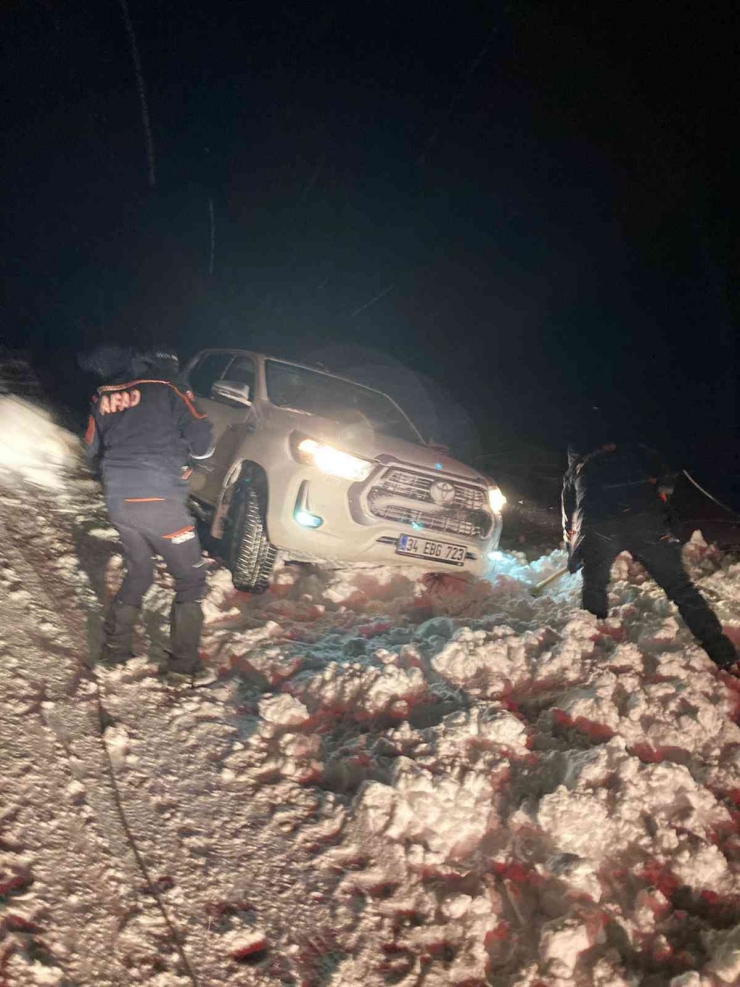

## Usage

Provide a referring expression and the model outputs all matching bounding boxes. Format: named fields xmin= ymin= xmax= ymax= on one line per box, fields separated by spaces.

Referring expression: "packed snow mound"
xmin=0 ymin=396 xmax=81 ymax=488
xmin=2 ymin=451 xmax=740 ymax=985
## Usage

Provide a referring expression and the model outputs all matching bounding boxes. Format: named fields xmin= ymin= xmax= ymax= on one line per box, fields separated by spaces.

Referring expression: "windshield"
xmin=265 ymin=360 xmax=422 ymax=444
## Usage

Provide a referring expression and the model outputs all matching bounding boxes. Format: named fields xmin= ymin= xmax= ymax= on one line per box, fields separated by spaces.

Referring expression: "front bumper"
xmin=265 ymin=461 xmax=501 ymax=576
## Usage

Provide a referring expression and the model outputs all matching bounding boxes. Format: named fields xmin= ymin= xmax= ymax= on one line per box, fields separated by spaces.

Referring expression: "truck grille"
xmin=367 ymin=466 xmax=492 ymax=539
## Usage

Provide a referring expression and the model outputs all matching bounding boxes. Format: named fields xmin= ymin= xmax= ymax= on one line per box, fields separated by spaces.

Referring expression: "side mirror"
xmin=211 ymin=380 xmax=251 ymax=407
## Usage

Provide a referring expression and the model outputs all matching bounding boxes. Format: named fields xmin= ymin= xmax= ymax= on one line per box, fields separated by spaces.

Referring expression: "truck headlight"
xmin=488 ymin=486 xmax=507 ymax=512
xmin=295 ymin=437 xmax=374 ymax=482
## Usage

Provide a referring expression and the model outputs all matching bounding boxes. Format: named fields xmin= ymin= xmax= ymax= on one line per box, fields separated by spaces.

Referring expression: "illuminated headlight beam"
xmin=296 ymin=437 xmax=373 ymax=482
xmin=488 ymin=486 xmax=507 ymax=512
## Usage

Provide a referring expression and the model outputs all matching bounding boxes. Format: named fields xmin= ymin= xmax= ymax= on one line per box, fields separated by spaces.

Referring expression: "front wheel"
xmin=224 ymin=473 xmax=277 ymax=594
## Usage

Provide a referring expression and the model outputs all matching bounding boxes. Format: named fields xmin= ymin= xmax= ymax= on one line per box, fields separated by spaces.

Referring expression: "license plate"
xmin=396 ymin=534 xmax=467 ymax=566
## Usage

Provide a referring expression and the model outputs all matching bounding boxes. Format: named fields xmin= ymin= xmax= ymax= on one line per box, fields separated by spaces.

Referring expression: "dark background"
xmin=2 ymin=2 xmax=737 ymax=500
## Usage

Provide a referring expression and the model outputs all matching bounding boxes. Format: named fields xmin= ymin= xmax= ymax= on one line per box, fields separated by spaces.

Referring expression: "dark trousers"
xmin=106 ymin=497 xmax=206 ymax=606
xmin=580 ymin=516 xmax=732 ymax=662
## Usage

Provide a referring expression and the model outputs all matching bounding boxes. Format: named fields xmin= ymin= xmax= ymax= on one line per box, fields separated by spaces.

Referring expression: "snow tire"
xmin=225 ymin=471 xmax=277 ymax=594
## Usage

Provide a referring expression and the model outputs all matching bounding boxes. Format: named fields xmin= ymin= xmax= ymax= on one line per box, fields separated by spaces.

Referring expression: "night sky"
xmin=2 ymin=2 xmax=737 ymax=494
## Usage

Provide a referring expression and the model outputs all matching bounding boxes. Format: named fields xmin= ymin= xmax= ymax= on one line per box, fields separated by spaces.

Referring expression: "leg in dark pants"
xmin=115 ymin=524 xmax=156 ymax=604
xmin=101 ymin=523 xmax=155 ymax=663
xmin=580 ymin=533 xmax=620 ymax=619
xmin=106 ymin=498 xmax=207 ymax=670
xmin=154 ymin=522 xmax=207 ymax=672
xmin=627 ymin=532 xmax=737 ymax=667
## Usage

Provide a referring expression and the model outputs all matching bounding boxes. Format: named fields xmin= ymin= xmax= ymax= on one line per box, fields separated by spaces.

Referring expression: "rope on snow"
xmin=0 ymin=511 xmax=200 ymax=987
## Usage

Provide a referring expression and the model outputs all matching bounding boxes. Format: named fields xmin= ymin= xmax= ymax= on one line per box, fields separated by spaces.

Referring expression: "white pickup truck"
xmin=185 ymin=349 xmax=505 ymax=592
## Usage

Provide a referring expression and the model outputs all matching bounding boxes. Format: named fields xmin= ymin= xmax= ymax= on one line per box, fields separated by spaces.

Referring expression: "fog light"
xmin=294 ymin=480 xmax=323 ymax=529
xmin=295 ymin=509 xmax=323 ymax=529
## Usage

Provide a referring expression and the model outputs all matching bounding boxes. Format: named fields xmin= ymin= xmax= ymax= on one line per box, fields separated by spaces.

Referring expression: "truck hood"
xmin=269 ymin=405 xmax=490 ymax=485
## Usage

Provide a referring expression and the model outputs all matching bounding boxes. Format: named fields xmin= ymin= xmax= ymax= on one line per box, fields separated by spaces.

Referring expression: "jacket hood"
xmin=79 ymin=345 xmax=136 ymax=380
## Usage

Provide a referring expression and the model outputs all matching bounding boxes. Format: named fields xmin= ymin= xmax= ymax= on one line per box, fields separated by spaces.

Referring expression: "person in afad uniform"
xmin=83 ymin=347 xmax=215 ymax=682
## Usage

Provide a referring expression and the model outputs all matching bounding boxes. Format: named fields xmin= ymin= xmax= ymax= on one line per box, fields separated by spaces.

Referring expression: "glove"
xmin=565 ymin=531 xmax=583 ymax=574
xmin=567 ymin=552 xmax=583 ymax=575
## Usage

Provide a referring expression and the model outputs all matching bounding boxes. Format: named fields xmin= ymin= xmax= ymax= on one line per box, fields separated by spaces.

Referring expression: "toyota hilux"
xmin=184 ymin=349 xmax=505 ymax=592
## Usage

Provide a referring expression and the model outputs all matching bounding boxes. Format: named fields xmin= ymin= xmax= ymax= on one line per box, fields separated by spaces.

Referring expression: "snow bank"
xmin=0 ymin=396 xmax=81 ymax=488
xmin=194 ymin=537 xmax=740 ymax=985
xmin=3 ymin=438 xmax=740 ymax=986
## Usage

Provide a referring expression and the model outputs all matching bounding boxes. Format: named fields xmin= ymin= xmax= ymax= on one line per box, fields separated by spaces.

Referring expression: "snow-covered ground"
xmin=2 ymin=395 xmax=740 ymax=987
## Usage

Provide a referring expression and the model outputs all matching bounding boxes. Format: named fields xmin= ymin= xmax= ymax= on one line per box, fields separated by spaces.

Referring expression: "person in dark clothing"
xmin=83 ymin=346 xmax=215 ymax=680
xmin=562 ymin=441 xmax=737 ymax=669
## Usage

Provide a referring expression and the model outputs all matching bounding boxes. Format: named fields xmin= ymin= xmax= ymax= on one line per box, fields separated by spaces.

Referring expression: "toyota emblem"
xmin=430 ymin=480 xmax=456 ymax=506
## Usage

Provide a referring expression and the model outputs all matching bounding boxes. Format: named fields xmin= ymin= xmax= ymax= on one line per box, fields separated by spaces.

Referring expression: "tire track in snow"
xmin=0 ymin=496 xmax=210 ymax=985
xmin=0 ymin=487 xmax=349 ymax=985
xmin=0 ymin=498 xmax=148 ymax=985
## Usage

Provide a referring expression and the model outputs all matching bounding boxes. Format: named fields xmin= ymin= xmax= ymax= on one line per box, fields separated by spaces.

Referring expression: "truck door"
xmin=187 ymin=353 xmax=257 ymax=504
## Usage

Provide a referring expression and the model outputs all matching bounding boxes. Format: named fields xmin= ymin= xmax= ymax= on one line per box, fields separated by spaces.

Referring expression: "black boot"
xmin=101 ymin=602 xmax=139 ymax=665
xmin=703 ymin=634 xmax=738 ymax=669
xmin=167 ymin=601 xmax=205 ymax=675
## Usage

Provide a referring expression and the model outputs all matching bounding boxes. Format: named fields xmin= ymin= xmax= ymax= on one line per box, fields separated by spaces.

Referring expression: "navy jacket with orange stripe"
xmin=84 ymin=372 xmax=214 ymax=498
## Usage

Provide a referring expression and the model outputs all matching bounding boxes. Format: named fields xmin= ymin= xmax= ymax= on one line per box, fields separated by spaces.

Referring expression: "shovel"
xmin=530 ymin=565 xmax=569 ymax=597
